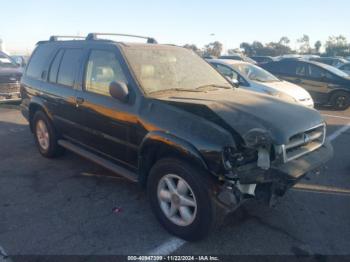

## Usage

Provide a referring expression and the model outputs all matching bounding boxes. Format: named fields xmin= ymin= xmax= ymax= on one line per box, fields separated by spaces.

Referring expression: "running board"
xmin=58 ymin=140 xmax=138 ymax=182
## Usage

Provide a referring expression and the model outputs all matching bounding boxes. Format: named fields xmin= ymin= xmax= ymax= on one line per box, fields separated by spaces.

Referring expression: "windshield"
xmin=233 ymin=63 xmax=280 ymax=82
xmin=0 ymin=53 xmax=18 ymax=68
xmin=122 ymin=46 xmax=232 ymax=94
xmin=322 ymin=63 xmax=349 ymax=77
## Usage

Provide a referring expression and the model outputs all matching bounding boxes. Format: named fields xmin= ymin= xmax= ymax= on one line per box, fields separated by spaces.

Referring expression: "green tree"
xmin=239 ymin=39 xmax=292 ymax=57
xmin=279 ymin=37 xmax=290 ymax=46
xmin=227 ymin=48 xmax=241 ymax=55
xmin=203 ymin=41 xmax=223 ymax=57
xmin=297 ymin=34 xmax=311 ymax=54
xmin=314 ymin=41 xmax=322 ymax=54
xmin=183 ymin=44 xmax=199 ymax=52
xmin=325 ymin=35 xmax=350 ymax=56
xmin=240 ymin=42 xmax=254 ymax=56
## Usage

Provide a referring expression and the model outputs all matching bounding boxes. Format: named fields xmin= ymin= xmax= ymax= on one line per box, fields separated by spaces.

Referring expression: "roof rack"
xmin=49 ymin=35 xmax=85 ymax=41
xmin=86 ymin=33 xmax=158 ymax=44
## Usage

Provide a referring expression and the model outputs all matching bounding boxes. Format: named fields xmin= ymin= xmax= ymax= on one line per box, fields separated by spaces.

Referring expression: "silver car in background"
xmin=207 ymin=59 xmax=314 ymax=108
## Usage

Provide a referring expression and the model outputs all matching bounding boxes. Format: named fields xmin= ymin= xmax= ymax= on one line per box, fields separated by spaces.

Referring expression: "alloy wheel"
xmin=157 ymin=174 xmax=197 ymax=227
xmin=36 ymin=120 xmax=50 ymax=151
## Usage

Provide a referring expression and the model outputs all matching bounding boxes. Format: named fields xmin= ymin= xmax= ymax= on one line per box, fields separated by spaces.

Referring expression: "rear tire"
xmin=147 ymin=158 xmax=216 ymax=241
xmin=32 ymin=111 xmax=65 ymax=158
xmin=330 ymin=91 xmax=350 ymax=110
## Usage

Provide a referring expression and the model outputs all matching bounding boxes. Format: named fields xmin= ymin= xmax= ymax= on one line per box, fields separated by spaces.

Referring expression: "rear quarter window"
xmin=26 ymin=44 xmax=55 ymax=79
xmin=57 ymin=49 xmax=84 ymax=87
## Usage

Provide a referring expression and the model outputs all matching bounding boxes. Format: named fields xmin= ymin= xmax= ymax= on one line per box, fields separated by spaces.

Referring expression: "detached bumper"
xmin=237 ymin=140 xmax=333 ymax=184
xmin=216 ymin=141 xmax=333 ymax=210
xmin=273 ymin=140 xmax=333 ymax=180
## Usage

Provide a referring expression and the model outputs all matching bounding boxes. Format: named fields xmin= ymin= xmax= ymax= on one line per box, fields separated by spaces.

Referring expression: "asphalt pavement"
xmin=0 ymin=104 xmax=349 ymax=258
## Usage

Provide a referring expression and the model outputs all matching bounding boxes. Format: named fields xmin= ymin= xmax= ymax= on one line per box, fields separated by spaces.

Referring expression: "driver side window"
xmin=308 ymin=65 xmax=326 ymax=79
xmin=85 ymin=50 xmax=127 ymax=96
xmin=296 ymin=64 xmax=307 ymax=77
xmin=215 ymin=64 xmax=238 ymax=80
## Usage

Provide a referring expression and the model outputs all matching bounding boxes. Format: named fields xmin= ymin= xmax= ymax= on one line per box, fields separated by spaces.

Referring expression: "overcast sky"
xmin=1 ymin=0 xmax=349 ymax=54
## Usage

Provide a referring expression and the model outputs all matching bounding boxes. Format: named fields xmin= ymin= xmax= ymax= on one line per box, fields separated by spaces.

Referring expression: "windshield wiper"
xmin=195 ymin=84 xmax=231 ymax=90
xmin=148 ymin=88 xmax=201 ymax=95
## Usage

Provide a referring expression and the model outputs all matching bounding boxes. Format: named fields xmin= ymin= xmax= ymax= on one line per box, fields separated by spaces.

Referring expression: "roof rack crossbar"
xmin=49 ymin=35 xmax=85 ymax=41
xmin=86 ymin=33 xmax=158 ymax=44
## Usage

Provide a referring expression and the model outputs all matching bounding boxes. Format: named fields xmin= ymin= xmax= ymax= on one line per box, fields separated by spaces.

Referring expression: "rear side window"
xmin=49 ymin=49 xmax=64 ymax=83
xmin=296 ymin=64 xmax=307 ymax=76
xmin=308 ymin=65 xmax=326 ymax=78
xmin=262 ymin=62 xmax=280 ymax=73
xmin=57 ymin=49 xmax=83 ymax=87
xmin=279 ymin=61 xmax=297 ymax=75
xmin=342 ymin=64 xmax=350 ymax=70
xmin=26 ymin=44 xmax=55 ymax=79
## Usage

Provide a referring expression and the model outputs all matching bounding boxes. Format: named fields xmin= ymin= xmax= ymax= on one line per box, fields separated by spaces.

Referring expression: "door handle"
xmin=75 ymin=97 xmax=84 ymax=108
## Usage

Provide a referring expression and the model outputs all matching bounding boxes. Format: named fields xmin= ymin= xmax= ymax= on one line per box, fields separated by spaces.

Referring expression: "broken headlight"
xmin=222 ymin=129 xmax=273 ymax=171
xmin=242 ymin=128 xmax=272 ymax=148
xmin=222 ymin=146 xmax=258 ymax=170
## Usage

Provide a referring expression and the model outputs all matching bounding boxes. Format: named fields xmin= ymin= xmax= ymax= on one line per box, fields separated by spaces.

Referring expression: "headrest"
xmin=140 ymin=65 xmax=155 ymax=79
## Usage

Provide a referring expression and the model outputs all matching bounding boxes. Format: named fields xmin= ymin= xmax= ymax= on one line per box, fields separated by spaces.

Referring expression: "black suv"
xmin=21 ymin=34 xmax=333 ymax=240
xmin=0 ymin=51 xmax=22 ymax=102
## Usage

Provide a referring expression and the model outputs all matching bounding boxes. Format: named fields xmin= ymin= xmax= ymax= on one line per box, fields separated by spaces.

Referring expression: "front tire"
xmin=32 ymin=111 xmax=65 ymax=158
xmin=147 ymin=158 xmax=216 ymax=241
xmin=330 ymin=91 xmax=350 ymax=110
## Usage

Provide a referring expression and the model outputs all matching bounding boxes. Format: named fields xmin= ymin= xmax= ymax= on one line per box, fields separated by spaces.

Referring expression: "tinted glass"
xmin=321 ymin=63 xmax=349 ymax=77
xmin=341 ymin=64 xmax=350 ymax=70
xmin=85 ymin=50 xmax=127 ymax=96
xmin=261 ymin=62 xmax=279 ymax=73
xmin=296 ymin=63 xmax=307 ymax=76
xmin=233 ymin=63 xmax=279 ymax=82
xmin=0 ymin=52 xmax=17 ymax=68
xmin=252 ymin=57 xmax=270 ymax=63
xmin=215 ymin=64 xmax=238 ymax=79
xmin=49 ymin=49 xmax=64 ymax=83
xmin=308 ymin=65 xmax=326 ymax=78
xmin=274 ymin=61 xmax=297 ymax=75
xmin=220 ymin=55 xmax=242 ymax=61
xmin=26 ymin=44 xmax=54 ymax=79
xmin=57 ymin=49 xmax=83 ymax=87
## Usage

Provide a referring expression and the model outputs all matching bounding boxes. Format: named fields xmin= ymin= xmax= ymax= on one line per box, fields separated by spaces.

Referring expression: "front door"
xmin=74 ymin=48 xmax=138 ymax=170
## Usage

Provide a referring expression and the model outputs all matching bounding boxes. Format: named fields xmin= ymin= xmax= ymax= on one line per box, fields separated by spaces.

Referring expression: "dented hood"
xmin=157 ymin=88 xmax=323 ymax=145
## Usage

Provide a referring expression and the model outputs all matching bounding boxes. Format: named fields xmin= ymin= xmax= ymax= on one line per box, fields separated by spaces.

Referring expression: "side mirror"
xmin=109 ymin=81 xmax=129 ymax=103
xmin=231 ymin=78 xmax=240 ymax=88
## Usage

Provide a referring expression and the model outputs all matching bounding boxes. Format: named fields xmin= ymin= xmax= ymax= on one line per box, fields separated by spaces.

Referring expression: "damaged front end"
xmin=216 ymin=123 xmax=333 ymax=211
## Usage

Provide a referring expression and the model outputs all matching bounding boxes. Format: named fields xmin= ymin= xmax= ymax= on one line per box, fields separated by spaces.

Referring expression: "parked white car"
xmin=207 ymin=59 xmax=314 ymax=108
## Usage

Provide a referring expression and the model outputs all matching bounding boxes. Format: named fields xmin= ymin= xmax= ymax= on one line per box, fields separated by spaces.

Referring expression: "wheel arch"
xmin=28 ymin=98 xmax=52 ymax=132
xmin=138 ymin=131 xmax=209 ymax=187
xmin=328 ymin=88 xmax=350 ymax=104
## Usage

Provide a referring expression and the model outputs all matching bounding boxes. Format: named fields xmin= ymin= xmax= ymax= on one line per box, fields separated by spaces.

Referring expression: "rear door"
xmin=46 ymin=47 xmax=86 ymax=140
xmin=73 ymin=46 xmax=139 ymax=170
xmin=302 ymin=64 xmax=331 ymax=103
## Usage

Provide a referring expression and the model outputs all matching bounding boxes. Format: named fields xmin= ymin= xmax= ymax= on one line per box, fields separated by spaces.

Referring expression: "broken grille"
xmin=282 ymin=123 xmax=326 ymax=163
